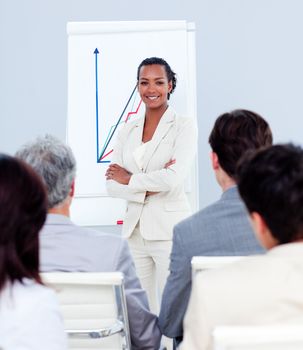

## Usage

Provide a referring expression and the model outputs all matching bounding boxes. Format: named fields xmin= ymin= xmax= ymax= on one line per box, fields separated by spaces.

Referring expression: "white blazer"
xmin=180 ymin=243 xmax=303 ymax=350
xmin=0 ymin=279 xmax=67 ymax=350
xmin=106 ymin=106 xmax=197 ymax=240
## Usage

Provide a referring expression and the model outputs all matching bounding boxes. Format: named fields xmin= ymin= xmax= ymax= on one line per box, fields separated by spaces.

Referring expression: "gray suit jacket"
xmin=40 ymin=214 xmax=161 ymax=350
xmin=158 ymin=186 xmax=265 ymax=343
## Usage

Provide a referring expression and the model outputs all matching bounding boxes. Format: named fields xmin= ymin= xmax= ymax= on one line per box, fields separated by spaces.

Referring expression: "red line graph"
xmin=125 ymin=99 xmax=143 ymax=123
xmin=100 ymin=149 xmax=113 ymax=160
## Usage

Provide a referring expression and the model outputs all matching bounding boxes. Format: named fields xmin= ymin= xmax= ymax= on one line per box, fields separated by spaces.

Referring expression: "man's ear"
xmin=69 ymin=180 xmax=75 ymax=198
xmin=250 ymin=212 xmax=266 ymax=237
xmin=250 ymin=211 xmax=278 ymax=249
xmin=211 ymin=151 xmax=220 ymax=170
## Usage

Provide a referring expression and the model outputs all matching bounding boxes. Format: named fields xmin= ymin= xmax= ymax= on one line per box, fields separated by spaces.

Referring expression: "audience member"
xmin=0 ymin=154 xmax=66 ymax=350
xmin=159 ymin=109 xmax=273 ymax=346
xmin=181 ymin=143 xmax=303 ymax=350
xmin=16 ymin=135 xmax=161 ymax=350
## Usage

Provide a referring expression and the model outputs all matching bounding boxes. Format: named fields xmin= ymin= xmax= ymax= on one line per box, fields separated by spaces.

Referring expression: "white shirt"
xmin=0 ymin=279 xmax=67 ymax=350
xmin=133 ymin=141 xmax=151 ymax=170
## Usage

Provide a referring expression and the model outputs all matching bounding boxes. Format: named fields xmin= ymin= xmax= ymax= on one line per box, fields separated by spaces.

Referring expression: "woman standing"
xmin=106 ymin=57 xmax=197 ymax=313
xmin=0 ymin=154 xmax=67 ymax=350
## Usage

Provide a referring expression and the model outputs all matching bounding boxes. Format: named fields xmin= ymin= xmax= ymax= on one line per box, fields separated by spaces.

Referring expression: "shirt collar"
xmin=45 ymin=213 xmax=74 ymax=226
xmin=267 ymin=242 xmax=303 ymax=257
xmin=221 ymin=185 xmax=240 ymax=200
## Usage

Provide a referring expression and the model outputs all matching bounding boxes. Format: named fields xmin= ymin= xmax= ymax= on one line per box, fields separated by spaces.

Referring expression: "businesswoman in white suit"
xmin=106 ymin=57 xmax=197 ymax=313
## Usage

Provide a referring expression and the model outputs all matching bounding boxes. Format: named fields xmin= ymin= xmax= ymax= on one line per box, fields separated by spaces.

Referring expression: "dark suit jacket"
xmin=158 ymin=186 xmax=265 ymax=344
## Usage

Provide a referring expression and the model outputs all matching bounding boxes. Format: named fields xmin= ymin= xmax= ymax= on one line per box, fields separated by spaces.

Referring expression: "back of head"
xmin=237 ymin=143 xmax=303 ymax=244
xmin=16 ymin=135 xmax=76 ymax=209
xmin=0 ymin=154 xmax=47 ymax=290
xmin=209 ymin=109 xmax=273 ymax=178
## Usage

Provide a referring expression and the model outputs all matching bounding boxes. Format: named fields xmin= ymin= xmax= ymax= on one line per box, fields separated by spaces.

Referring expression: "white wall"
xmin=198 ymin=0 xmax=303 ymax=205
xmin=1 ymin=0 xmax=303 ymax=209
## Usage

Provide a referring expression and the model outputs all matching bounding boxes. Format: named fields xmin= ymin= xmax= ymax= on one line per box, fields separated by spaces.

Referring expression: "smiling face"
xmin=137 ymin=64 xmax=172 ymax=111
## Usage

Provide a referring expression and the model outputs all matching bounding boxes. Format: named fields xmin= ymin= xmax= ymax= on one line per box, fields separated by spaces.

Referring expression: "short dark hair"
xmin=137 ymin=57 xmax=177 ymax=99
xmin=238 ymin=143 xmax=303 ymax=244
xmin=0 ymin=154 xmax=47 ymax=290
xmin=208 ymin=109 xmax=273 ymax=178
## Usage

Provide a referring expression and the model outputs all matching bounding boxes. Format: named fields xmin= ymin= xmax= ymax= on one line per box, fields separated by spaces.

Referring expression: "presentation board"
xmin=67 ymin=20 xmax=198 ymax=226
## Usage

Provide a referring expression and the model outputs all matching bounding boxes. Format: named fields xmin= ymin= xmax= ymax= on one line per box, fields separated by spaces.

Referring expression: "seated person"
xmin=0 ymin=154 xmax=66 ymax=350
xmin=16 ymin=135 xmax=161 ymax=350
xmin=180 ymin=143 xmax=303 ymax=350
xmin=159 ymin=109 xmax=272 ymax=345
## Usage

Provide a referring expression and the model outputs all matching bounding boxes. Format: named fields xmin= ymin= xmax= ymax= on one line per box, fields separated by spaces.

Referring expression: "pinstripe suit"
xmin=159 ymin=186 xmax=265 ymax=344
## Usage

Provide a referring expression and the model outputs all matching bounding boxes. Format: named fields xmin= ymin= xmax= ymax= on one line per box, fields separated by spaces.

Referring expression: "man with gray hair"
xmin=16 ymin=135 xmax=161 ymax=350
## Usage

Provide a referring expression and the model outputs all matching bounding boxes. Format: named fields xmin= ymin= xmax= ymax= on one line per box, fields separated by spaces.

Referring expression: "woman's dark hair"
xmin=137 ymin=57 xmax=177 ymax=99
xmin=237 ymin=144 xmax=303 ymax=244
xmin=209 ymin=109 xmax=273 ymax=178
xmin=0 ymin=154 xmax=47 ymax=290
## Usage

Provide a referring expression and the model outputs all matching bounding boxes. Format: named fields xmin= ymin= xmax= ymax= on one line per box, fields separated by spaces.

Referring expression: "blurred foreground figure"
xmin=181 ymin=144 xmax=303 ymax=350
xmin=0 ymin=154 xmax=67 ymax=350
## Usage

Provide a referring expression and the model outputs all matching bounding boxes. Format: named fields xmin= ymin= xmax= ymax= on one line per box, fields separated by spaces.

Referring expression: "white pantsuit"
xmin=107 ymin=106 xmax=197 ymax=312
xmin=127 ymin=226 xmax=173 ymax=312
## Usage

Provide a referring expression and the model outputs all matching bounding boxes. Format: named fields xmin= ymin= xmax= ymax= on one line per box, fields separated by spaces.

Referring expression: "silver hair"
xmin=16 ymin=135 xmax=76 ymax=209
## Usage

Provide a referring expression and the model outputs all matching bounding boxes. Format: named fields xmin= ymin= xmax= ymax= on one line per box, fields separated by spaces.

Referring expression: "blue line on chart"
xmin=94 ymin=48 xmax=100 ymax=163
xmin=97 ymin=84 xmax=138 ymax=163
xmin=99 ymin=91 xmax=140 ymax=157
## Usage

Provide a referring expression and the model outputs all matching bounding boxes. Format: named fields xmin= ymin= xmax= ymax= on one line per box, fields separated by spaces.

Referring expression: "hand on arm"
xmin=105 ymin=125 xmax=146 ymax=203
xmin=164 ymin=158 xmax=176 ymax=168
xmin=105 ymin=164 xmax=132 ymax=185
xmin=129 ymin=118 xmax=197 ymax=192
xmin=106 ymin=159 xmax=175 ymax=197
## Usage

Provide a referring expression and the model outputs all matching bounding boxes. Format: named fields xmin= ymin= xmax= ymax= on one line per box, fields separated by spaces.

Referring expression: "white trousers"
xmin=127 ymin=226 xmax=172 ymax=315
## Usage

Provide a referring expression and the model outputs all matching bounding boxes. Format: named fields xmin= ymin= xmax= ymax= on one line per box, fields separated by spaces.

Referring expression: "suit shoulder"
xmin=77 ymin=226 xmax=125 ymax=248
xmin=175 ymin=115 xmax=195 ymax=128
xmin=167 ymin=106 xmax=194 ymax=125
xmin=173 ymin=198 xmax=230 ymax=245
xmin=176 ymin=198 xmax=223 ymax=229
xmin=121 ymin=118 xmax=139 ymax=132
xmin=85 ymin=229 xmax=131 ymax=265
xmin=113 ymin=118 xmax=139 ymax=142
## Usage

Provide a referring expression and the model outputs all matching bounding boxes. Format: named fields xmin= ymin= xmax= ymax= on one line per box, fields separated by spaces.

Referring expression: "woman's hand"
xmin=106 ymin=164 xmax=132 ymax=185
xmin=106 ymin=158 xmax=176 ymax=188
xmin=164 ymin=158 xmax=176 ymax=168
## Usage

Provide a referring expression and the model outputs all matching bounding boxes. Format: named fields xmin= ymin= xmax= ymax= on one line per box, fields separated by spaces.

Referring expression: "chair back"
xmin=42 ymin=272 xmax=131 ymax=350
xmin=213 ymin=325 xmax=303 ymax=350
